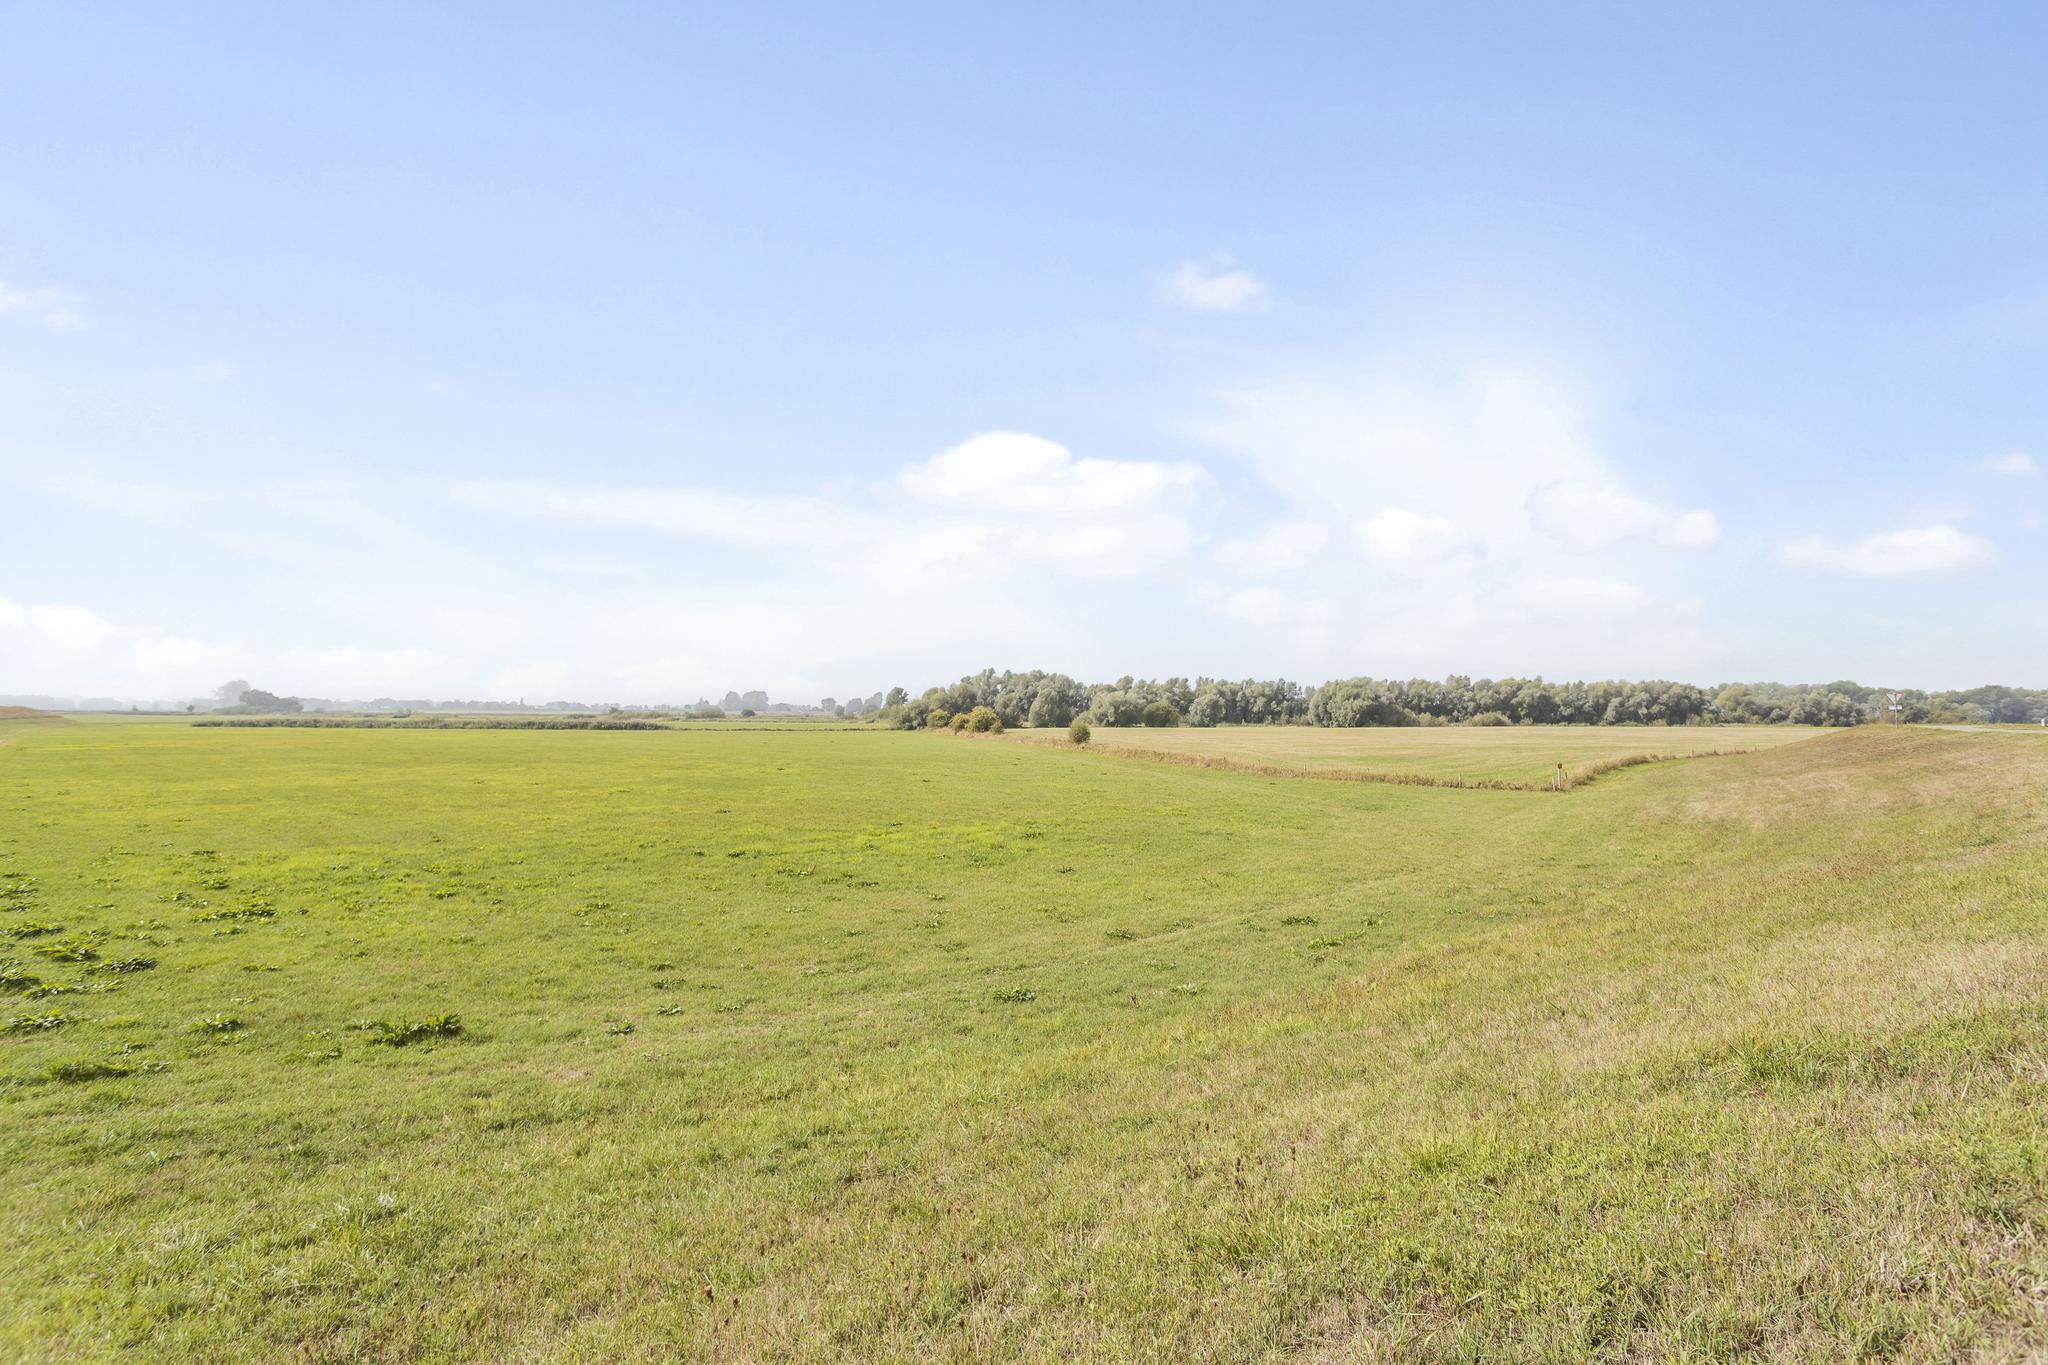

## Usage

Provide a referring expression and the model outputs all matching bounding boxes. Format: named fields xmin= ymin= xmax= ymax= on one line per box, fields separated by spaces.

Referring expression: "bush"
xmin=1187 ymin=693 xmax=1226 ymax=727
xmin=1068 ymin=718 xmax=1091 ymax=745
xmin=926 ymin=710 xmax=952 ymax=730
xmin=1466 ymin=711 xmax=1513 ymax=727
xmin=1140 ymin=701 xmax=1180 ymax=728
xmin=965 ymin=706 xmax=1002 ymax=734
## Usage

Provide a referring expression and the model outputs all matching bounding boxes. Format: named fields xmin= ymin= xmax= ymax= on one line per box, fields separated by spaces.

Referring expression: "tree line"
xmin=886 ymin=670 xmax=2048 ymax=730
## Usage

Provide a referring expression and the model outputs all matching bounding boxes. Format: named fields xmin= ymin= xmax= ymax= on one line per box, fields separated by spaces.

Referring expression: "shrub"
xmin=965 ymin=706 xmax=1002 ymax=734
xmin=926 ymin=710 xmax=952 ymax=730
xmin=1140 ymin=701 xmax=1180 ymax=728
xmin=1068 ymin=718 xmax=1091 ymax=746
xmin=949 ymin=711 xmax=971 ymax=732
xmin=1466 ymin=711 xmax=1513 ymax=726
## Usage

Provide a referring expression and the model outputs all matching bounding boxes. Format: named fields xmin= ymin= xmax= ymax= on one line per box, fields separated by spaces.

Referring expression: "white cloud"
xmin=4 ymin=601 xmax=118 ymax=653
xmin=1216 ymin=520 xmax=1328 ymax=575
xmin=1526 ymin=478 xmax=1718 ymax=551
xmin=1159 ymin=252 xmax=1271 ymax=313
xmin=900 ymin=431 xmax=1208 ymax=515
xmin=1982 ymin=453 xmax=2037 ymax=476
xmin=1184 ymin=362 xmax=1730 ymax=673
xmin=0 ymin=593 xmax=249 ymax=696
xmin=1194 ymin=364 xmax=1721 ymax=564
xmin=0 ymin=279 xmax=84 ymax=331
xmin=1194 ymin=365 xmax=1604 ymax=548
xmin=891 ymin=433 xmax=1208 ymax=575
xmin=192 ymin=362 xmax=239 ymax=385
xmin=1356 ymin=507 xmax=1461 ymax=562
xmin=1781 ymin=524 xmax=1995 ymax=576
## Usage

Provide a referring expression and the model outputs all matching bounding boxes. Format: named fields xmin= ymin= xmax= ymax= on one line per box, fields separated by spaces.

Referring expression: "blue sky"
xmin=3 ymin=3 xmax=2044 ymax=703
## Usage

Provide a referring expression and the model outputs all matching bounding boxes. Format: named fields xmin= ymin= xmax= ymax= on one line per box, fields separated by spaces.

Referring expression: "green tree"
xmin=1140 ymin=700 xmax=1180 ymax=727
xmin=1026 ymin=687 xmax=1072 ymax=728
xmin=1088 ymin=691 xmax=1141 ymax=727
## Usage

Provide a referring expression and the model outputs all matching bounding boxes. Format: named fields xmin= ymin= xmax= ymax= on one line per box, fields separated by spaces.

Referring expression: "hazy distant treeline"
xmin=891 ymin=670 xmax=2048 ymax=730
xmin=194 ymin=717 xmax=667 ymax=730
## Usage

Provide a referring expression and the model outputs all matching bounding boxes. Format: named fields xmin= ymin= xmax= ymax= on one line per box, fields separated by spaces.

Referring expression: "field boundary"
xmin=1002 ymin=733 xmax=1758 ymax=792
xmin=187 ymin=718 xmax=891 ymax=732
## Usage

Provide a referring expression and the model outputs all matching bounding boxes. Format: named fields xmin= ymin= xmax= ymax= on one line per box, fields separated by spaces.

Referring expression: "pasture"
xmin=1008 ymin=721 xmax=1826 ymax=788
xmin=3 ymin=719 xmax=2046 ymax=1361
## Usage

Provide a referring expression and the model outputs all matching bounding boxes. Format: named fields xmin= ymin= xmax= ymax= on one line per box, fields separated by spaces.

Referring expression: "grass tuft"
xmin=2 ymin=1010 xmax=72 ymax=1033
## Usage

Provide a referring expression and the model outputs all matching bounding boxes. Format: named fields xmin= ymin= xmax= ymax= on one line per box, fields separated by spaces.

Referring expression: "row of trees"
xmin=882 ymin=670 xmax=2048 ymax=730
xmin=892 ymin=670 xmax=1316 ymax=732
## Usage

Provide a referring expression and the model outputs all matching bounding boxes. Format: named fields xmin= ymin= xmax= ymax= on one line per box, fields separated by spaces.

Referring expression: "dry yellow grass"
xmin=1007 ymin=721 xmax=1828 ymax=789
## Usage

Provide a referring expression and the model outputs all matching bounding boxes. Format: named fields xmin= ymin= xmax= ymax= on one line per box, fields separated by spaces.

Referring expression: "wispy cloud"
xmin=1215 ymin=520 xmax=1328 ymax=575
xmin=1526 ymin=478 xmax=1719 ymax=551
xmin=1355 ymin=507 xmax=1460 ymax=562
xmin=1982 ymin=452 xmax=2037 ymax=476
xmin=1159 ymin=252 xmax=1271 ymax=313
xmin=452 ymin=479 xmax=859 ymax=549
xmin=1515 ymin=576 xmax=1648 ymax=617
xmin=0 ymin=277 xmax=84 ymax=331
xmin=1781 ymin=524 xmax=1995 ymax=576
xmin=458 ymin=432 xmax=1210 ymax=581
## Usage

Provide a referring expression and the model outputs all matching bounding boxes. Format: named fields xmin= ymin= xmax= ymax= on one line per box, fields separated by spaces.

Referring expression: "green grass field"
xmin=1010 ymin=722 xmax=1827 ymax=787
xmin=3 ymin=719 xmax=2046 ymax=1361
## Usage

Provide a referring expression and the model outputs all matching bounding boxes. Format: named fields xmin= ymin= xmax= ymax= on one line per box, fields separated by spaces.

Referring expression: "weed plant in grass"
xmin=0 ymin=720 xmax=2044 ymax=1360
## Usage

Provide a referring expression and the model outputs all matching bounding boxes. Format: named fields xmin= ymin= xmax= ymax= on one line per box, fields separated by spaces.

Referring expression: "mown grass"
xmin=0 ymin=720 xmax=2043 ymax=1361
xmin=1007 ymin=721 xmax=1826 ymax=788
